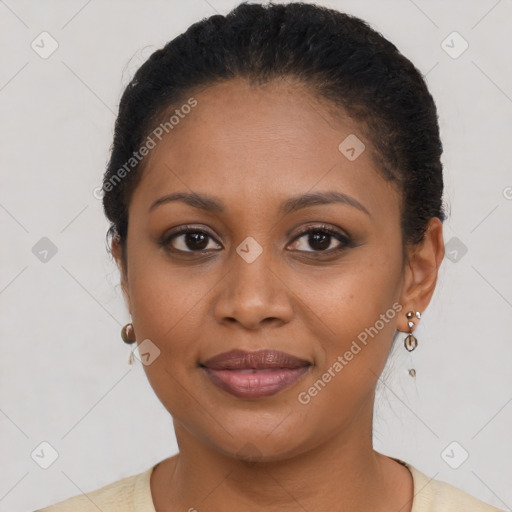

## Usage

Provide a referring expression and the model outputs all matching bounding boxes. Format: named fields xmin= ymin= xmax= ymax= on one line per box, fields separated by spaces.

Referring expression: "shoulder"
xmin=398 ymin=459 xmax=505 ymax=512
xmin=35 ymin=465 xmax=156 ymax=512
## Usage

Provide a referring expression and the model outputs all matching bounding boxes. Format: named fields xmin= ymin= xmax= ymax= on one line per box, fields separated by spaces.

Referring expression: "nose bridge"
xmin=213 ymin=236 xmax=293 ymax=329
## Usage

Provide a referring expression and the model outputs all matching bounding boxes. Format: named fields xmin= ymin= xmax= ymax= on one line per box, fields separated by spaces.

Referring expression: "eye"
xmin=160 ymin=224 xmax=353 ymax=256
xmin=288 ymin=225 xmax=352 ymax=253
xmin=160 ymin=226 xmax=221 ymax=253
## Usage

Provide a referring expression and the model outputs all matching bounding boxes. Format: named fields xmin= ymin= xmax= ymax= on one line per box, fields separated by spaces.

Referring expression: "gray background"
xmin=0 ymin=1 xmax=511 ymax=510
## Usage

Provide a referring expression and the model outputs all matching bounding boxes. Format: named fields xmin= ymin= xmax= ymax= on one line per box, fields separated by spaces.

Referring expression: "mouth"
xmin=199 ymin=349 xmax=312 ymax=399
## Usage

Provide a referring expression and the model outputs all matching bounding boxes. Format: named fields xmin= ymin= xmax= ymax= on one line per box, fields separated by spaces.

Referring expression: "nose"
xmin=213 ymin=247 xmax=294 ymax=331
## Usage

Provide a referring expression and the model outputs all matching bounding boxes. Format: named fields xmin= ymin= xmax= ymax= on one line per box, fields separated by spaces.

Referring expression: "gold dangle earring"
xmin=405 ymin=310 xmax=420 ymax=377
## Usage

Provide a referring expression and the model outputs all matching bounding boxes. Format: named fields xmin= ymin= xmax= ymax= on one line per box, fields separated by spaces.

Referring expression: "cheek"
xmin=129 ymin=264 xmax=208 ymax=350
xmin=127 ymin=260 xmax=211 ymax=415
xmin=308 ymin=247 xmax=403 ymax=390
xmin=126 ymin=249 xmax=227 ymax=390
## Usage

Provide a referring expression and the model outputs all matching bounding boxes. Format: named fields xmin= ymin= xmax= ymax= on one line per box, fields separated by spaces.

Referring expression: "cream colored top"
xmin=36 ymin=458 xmax=505 ymax=511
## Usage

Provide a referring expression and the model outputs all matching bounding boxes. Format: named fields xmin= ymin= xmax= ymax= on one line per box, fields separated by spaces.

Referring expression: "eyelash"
xmin=159 ymin=224 xmax=353 ymax=256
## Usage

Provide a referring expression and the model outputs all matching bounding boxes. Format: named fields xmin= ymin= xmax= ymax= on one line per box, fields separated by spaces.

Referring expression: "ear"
xmin=398 ymin=217 xmax=445 ymax=331
xmin=111 ymin=236 xmax=131 ymax=314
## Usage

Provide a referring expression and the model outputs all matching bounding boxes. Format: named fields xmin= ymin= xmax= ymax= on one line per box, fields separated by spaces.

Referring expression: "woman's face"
xmin=115 ymin=78 xmax=426 ymax=461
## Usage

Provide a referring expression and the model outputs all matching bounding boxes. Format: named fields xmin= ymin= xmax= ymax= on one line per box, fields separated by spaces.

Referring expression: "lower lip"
xmin=202 ymin=366 xmax=310 ymax=399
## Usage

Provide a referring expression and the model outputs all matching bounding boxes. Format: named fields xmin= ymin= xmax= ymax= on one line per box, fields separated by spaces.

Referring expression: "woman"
xmin=37 ymin=2 xmax=504 ymax=511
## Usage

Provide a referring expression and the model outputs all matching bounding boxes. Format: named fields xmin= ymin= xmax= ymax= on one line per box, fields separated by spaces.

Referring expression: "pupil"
xmin=187 ymin=233 xmax=207 ymax=250
xmin=310 ymin=232 xmax=330 ymax=250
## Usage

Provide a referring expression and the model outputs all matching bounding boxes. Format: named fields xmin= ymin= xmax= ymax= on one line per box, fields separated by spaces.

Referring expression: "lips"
xmin=200 ymin=349 xmax=311 ymax=399
xmin=201 ymin=349 xmax=311 ymax=370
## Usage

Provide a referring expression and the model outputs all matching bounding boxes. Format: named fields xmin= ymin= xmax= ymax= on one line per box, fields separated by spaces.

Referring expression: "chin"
xmin=201 ymin=416 xmax=318 ymax=464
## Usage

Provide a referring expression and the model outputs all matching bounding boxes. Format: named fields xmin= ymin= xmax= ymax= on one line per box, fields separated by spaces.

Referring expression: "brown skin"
xmin=112 ymin=77 xmax=445 ymax=511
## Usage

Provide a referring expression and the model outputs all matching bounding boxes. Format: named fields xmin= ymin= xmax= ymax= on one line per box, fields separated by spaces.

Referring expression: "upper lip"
xmin=201 ymin=349 xmax=311 ymax=370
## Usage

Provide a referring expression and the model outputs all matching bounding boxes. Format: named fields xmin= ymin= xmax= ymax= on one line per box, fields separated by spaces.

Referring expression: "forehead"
xmin=131 ymin=78 xmax=399 ymax=220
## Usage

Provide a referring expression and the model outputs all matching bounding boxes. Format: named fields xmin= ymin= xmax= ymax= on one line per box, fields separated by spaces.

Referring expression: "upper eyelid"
xmin=292 ymin=224 xmax=349 ymax=239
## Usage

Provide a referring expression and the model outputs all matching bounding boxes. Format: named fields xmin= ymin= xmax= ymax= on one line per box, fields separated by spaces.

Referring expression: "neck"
xmin=151 ymin=401 xmax=413 ymax=511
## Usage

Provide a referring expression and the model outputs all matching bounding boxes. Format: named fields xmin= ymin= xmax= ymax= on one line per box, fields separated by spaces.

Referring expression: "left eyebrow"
xmin=148 ymin=190 xmax=370 ymax=217
xmin=279 ymin=191 xmax=370 ymax=217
